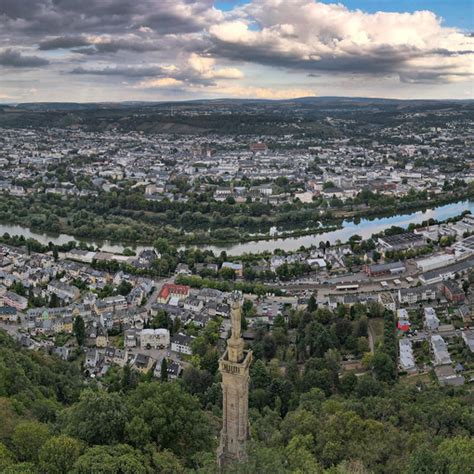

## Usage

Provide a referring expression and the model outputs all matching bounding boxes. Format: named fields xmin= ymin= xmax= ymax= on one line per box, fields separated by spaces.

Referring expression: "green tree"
xmin=154 ymin=238 xmax=171 ymax=255
xmin=73 ymin=316 xmax=85 ymax=346
xmin=49 ymin=293 xmax=60 ymax=308
xmin=262 ymin=334 xmax=277 ymax=360
xmin=285 ymin=434 xmax=322 ymax=473
xmin=409 ymin=445 xmax=436 ymax=474
xmin=220 ymin=267 xmax=236 ymax=280
xmin=39 ymin=435 xmax=82 ymax=474
xmin=160 ymin=358 xmax=168 ymax=382
xmin=434 ymin=436 xmax=474 ymax=474
xmin=12 ymin=421 xmax=51 ymax=463
xmin=61 ymin=389 xmax=128 ymax=445
xmin=73 ymin=444 xmax=150 ymax=474
xmin=307 ymin=294 xmax=317 ymax=312
xmin=371 ymin=350 xmax=396 ymax=382
xmin=125 ymin=382 xmax=213 ymax=459
xmin=151 ymin=449 xmax=184 ymax=473
xmin=0 ymin=443 xmax=15 ymax=471
xmin=124 ymin=416 xmax=151 ymax=448
xmin=117 ymin=280 xmax=133 ymax=296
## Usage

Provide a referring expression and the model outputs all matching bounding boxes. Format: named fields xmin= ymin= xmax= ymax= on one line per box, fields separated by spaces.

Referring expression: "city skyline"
xmin=1 ymin=0 xmax=473 ymax=102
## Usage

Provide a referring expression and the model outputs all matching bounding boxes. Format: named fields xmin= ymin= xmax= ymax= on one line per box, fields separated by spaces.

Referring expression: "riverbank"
xmin=0 ymin=188 xmax=472 ymax=248
xmin=0 ymin=199 xmax=472 ymax=256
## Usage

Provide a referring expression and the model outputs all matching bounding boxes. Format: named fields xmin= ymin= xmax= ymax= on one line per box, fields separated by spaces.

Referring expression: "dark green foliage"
xmin=73 ymin=315 xmax=86 ymax=346
xmin=61 ymin=390 xmax=128 ymax=445
xmin=1 ymin=311 xmax=474 ymax=474
xmin=125 ymin=382 xmax=214 ymax=459
xmin=73 ymin=444 xmax=150 ymax=474
xmin=160 ymin=358 xmax=168 ymax=382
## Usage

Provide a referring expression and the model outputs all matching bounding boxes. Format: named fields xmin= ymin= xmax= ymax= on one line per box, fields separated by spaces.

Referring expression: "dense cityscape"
xmin=1 ymin=0 xmax=473 ymax=472
xmin=0 ymin=98 xmax=473 ymax=472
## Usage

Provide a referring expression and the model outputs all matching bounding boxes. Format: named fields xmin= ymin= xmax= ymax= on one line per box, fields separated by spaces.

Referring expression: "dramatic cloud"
xmin=210 ymin=0 xmax=474 ymax=83
xmin=187 ymin=53 xmax=244 ymax=80
xmin=0 ymin=48 xmax=49 ymax=67
xmin=71 ymin=54 xmax=244 ymax=87
xmin=0 ymin=0 xmax=221 ymax=38
xmin=38 ymin=36 xmax=91 ymax=50
xmin=70 ymin=65 xmax=167 ymax=77
xmin=0 ymin=0 xmax=472 ymax=100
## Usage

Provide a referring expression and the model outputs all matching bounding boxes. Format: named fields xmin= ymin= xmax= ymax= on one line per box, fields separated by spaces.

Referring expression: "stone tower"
xmin=217 ymin=293 xmax=252 ymax=470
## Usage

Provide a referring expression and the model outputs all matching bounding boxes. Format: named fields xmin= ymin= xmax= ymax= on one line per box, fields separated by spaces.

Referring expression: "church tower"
xmin=217 ymin=293 xmax=252 ymax=470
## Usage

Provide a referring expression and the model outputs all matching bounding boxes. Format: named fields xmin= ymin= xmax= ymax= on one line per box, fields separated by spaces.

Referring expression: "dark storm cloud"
xmin=71 ymin=65 xmax=166 ymax=77
xmin=0 ymin=0 xmax=46 ymax=20
xmin=0 ymin=49 xmax=49 ymax=67
xmin=0 ymin=0 xmax=219 ymax=37
xmin=70 ymin=47 xmax=98 ymax=55
xmin=91 ymin=39 xmax=162 ymax=54
xmin=70 ymin=65 xmax=217 ymax=87
xmin=0 ymin=0 xmax=471 ymax=95
xmin=39 ymin=36 xmax=91 ymax=50
xmin=209 ymin=39 xmax=422 ymax=76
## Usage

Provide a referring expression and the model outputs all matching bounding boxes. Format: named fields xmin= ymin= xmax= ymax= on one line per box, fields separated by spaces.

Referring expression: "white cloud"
xmin=187 ymin=53 xmax=244 ymax=80
xmin=210 ymin=0 xmax=474 ymax=84
xmin=1 ymin=0 xmax=472 ymax=100
xmin=135 ymin=77 xmax=184 ymax=88
xmin=211 ymin=67 xmax=244 ymax=79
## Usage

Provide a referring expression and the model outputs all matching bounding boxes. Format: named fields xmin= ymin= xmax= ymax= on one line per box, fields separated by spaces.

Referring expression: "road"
xmin=275 ymin=260 xmax=422 ymax=295
xmin=368 ymin=324 xmax=375 ymax=353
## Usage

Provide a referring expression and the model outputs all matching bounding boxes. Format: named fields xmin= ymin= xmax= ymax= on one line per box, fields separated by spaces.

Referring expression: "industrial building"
xmin=364 ymin=261 xmax=406 ymax=277
xmin=416 ymin=254 xmax=455 ymax=273
xmin=377 ymin=233 xmax=425 ymax=251
xmin=419 ymin=258 xmax=474 ymax=285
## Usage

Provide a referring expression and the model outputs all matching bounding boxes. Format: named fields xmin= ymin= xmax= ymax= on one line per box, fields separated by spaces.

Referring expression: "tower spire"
xmin=227 ymin=297 xmax=245 ymax=363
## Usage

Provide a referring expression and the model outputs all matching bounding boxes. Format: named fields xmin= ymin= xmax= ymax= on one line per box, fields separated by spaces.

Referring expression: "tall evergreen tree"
xmin=160 ymin=359 xmax=168 ymax=382
xmin=73 ymin=316 xmax=85 ymax=346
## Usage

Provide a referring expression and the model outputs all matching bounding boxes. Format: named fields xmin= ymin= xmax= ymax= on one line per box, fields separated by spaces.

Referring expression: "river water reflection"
xmin=0 ymin=200 xmax=472 ymax=256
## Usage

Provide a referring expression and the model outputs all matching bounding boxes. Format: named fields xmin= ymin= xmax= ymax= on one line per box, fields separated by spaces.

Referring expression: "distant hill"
xmin=0 ymin=97 xmax=472 ymax=135
xmin=4 ymin=96 xmax=472 ymax=111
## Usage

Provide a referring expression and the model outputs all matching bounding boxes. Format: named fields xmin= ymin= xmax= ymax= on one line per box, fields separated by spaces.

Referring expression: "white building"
xmin=399 ymin=338 xmax=416 ymax=371
xmin=431 ymin=335 xmax=451 ymax=365
xmin=398 ymin=285 xmax=437 ymax=304
xmin=47 ymin=280 xmax=80 ymax=301
xmin=140 ymin=328 xmax=170 ymax=349
xmin=416 ymin=254 xmax=455 ymax=273
xmin=171 ymin=333 xmax=194 ymax=355
xmin=124 ymin=329 xmax=138 ymax=348
xmin=461 ymin=330 xmax=474 ymax=353
xmin=424 ymin=307 xmax=440 ymax=331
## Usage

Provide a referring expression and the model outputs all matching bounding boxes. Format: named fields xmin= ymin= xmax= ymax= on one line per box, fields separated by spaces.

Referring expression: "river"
xmin=0 ymin=200 xmax=472 ymax=256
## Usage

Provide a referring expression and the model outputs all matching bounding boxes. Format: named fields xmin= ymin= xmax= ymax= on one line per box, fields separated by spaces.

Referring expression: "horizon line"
xmin=1 ymin=95 xmax=473 ymax=106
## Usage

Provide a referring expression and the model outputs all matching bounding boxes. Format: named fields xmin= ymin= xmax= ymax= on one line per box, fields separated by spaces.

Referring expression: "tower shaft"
xmin=217 ymin=296 xmax=252 ymax=470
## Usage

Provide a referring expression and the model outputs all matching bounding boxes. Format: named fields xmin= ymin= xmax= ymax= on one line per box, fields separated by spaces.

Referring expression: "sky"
xmin=0 ymin=0 xmax=473 ymax=102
